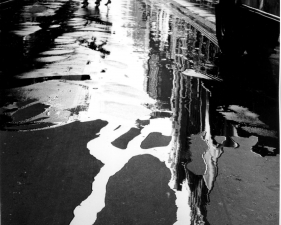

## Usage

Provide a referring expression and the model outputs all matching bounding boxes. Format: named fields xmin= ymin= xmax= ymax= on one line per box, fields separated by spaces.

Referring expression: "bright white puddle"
xmin=69 ymin=1 xmax=193 ymax=224
xmin=70 ymin=118 xmax=191 ymax=225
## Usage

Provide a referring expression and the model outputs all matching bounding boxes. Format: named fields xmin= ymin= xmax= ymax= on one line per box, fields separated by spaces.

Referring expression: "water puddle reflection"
xmin=69 ymin=0 xmax=224 ymax=224
xmin=0 ymin=0 xmax=278 ymax=224
xmin=132 ymin=0 xmax=278 ymax=224
xmin=0 ymin=0 xmax=114 ymax=130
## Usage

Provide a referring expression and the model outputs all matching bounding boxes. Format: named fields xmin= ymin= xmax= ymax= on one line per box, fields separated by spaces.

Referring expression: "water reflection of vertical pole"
xmin=199 ymin=33 xmax=203 ymax=55
xmin=170 ymin=16 xmax=177 ymax=60
xmin=206 ymin=39 xmax=210 ymax=63
xmin=202 ymin=90 xmax=222 ymax=192
xmin=175 ymin=70 xmax=184 ymax=190
xmin=198 ymin=79 xmax=203 ymax=132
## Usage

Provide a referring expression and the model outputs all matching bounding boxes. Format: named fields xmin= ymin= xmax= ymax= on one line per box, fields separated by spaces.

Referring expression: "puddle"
xmin=68 ymin=0 xmax=224 ymax=224
xmin=36 ymin=55 xmax=70 ymax=63
xmin=40 ymin=49 xmax=75 ymax=56
xmin=216 ymin=105 xmax=279 ymax=156
xmin=12 ymin=102 xmax=50 ymax=122
xmin=218 ymin=105 xmax=267 ymax=127
xmin=70 ymin=118 xmax=191 ymax=225
xmin=0 ymin=0 xmax=279 ymax=224
xmin=111 ymin=127 xmax=141 ymax=149
xmin=134 ymin=1 xmax=278 ymax=224
xmin=0 ymin=80 xmax=91 ymax=131
xmin=140 ymin=132 xmax=172 ymax=149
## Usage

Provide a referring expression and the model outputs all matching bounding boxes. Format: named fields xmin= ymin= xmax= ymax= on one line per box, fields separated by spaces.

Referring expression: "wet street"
xmin=0 ymin=0 xmax=279 ymax=224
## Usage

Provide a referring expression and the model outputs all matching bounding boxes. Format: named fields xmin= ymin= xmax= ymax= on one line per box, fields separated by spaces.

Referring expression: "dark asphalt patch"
xmin=1 ymin=119 xmax=107 ymax=225
xmin=1 ymin=75 xmax=91 ymax=89
xmin=67 ymin=105 xmax=89 ymax=117
xmin=4 ymin=121 xmax=55 ymax=131
xmin=0 ymin=114 xmax=13 ymax=125
xmin=111 ymin=120 xmax=151 ymax=149
xmin=94 ymin=154 xmax=177 ymax=225
xmin=136 ymin=119 xmax=150 ymax=127
xmin=111 ymin=127 xmax=141 ymax=149
xmin=12 ymin=102 xmax=49 ymax=122
xmin=140 ymin=132 xmax=172 ymax=149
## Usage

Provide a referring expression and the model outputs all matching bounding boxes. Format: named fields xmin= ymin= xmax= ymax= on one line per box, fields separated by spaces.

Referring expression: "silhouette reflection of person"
xmin=95 ymin=0 xmax=111 ymax=6
xmin=93 ymin=6 xmax=100 ymax=17
xmin=81 ymin=0 xmax=89 ymax=7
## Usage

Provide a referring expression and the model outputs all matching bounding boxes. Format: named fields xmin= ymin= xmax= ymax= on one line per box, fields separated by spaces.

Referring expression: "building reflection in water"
xmin=146 ymin=7 xmax=173 ymax=112
xmin=170 ymin=70 xmax=223 ymax=224
xmin=139 ymin=1 xmax=223 ymax=223
xmin=136 ymin=0 xmax=277 ymax=224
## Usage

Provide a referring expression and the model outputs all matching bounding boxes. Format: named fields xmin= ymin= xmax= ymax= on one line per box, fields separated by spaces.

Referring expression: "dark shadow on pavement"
xmin=94 ymin=154 xmax=177 ymax=225
xmin=1 ymin=119 xmax=107 ymax=225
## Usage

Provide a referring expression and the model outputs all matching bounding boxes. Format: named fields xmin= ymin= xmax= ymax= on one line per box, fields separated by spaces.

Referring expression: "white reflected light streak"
xmin=70 ymin=118 xmax=191 ymax=225
xmin=70 ymin=0 xmax=192 ymax=224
